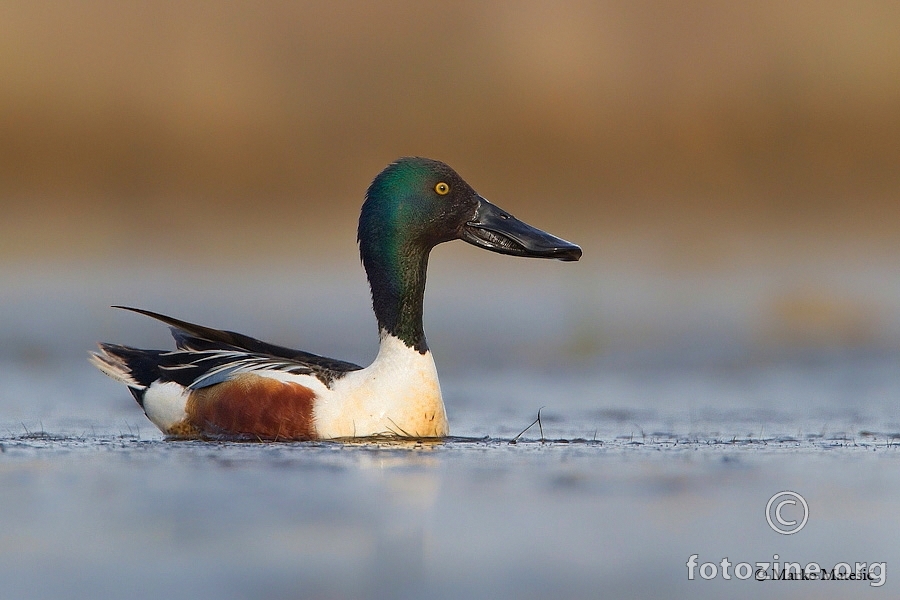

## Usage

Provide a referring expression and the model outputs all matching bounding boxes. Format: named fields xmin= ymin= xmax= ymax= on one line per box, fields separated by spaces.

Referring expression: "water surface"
xmin=1 ymin=263 xmax=899 ymax=599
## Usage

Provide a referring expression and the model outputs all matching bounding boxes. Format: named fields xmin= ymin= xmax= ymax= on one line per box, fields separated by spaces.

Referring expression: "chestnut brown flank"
xmin=183 ymin=373 xmax=317 ymax=440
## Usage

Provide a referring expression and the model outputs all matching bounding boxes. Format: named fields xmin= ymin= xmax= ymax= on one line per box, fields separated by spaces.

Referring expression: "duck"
xmin=91 ymin=157 xmax=581 ymax=440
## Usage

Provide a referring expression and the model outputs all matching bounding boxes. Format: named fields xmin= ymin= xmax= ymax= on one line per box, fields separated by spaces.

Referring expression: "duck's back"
xmin=91 ymin=308 xmax=364 ymax=440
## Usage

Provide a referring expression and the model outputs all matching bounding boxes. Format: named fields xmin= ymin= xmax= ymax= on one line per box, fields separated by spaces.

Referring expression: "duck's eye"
xmin=435 ymin=182 xmax=450 ymax=195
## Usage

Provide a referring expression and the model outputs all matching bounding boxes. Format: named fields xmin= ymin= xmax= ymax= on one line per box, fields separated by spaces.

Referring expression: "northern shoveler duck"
xmin=91 ymin=157 xmax=581 ymax=440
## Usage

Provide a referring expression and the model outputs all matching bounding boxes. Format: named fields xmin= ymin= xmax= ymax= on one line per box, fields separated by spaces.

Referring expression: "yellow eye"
xmin=435 ymin=182 xmax=450 ymax=195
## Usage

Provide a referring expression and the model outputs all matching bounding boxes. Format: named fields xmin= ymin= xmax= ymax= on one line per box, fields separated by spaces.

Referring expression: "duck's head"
xmin=359 ymin=157 xmax=582 ymax=262
xmin=359 ymin=157 xmax=581 ymax=350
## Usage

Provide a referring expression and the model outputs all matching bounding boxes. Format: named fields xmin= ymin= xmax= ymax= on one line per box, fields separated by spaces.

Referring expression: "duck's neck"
xmin=361 ymin=239 xmax=430 ymax=354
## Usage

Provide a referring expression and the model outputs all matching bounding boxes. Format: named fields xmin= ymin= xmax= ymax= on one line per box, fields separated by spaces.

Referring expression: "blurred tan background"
xmin=2 ymin=0 xmax=898 ymax=266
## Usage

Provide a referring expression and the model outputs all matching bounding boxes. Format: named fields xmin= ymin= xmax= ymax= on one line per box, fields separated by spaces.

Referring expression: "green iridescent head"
xmin=359 ymin=157 xmax=477 ymax=256
xmin=359 ymin=157 xmax=581 ymax=351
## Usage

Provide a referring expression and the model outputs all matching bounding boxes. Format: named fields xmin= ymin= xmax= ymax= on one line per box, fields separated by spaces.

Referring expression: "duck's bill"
xmin=461 ymin=197 xmax=582 ymax=261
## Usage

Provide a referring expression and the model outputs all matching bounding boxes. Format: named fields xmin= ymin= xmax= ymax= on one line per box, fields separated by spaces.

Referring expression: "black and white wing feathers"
xmin=93 ymin=307 xmax=363 ymax=397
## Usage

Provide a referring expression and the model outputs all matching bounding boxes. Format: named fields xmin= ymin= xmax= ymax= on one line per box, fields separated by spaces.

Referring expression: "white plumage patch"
xmin=141 ymin=381 xmax=190 ymax=431
xmin=313 ymin=332 xmax=448 ymax=438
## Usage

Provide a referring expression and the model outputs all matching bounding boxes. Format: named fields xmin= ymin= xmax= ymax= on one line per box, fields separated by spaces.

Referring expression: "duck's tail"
xmin=90 ymin=344 xmax=165 ymax=407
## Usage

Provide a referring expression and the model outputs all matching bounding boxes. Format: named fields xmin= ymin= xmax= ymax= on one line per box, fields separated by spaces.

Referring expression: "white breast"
xmin=313 ymin=333 xmax=448 ymax=438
